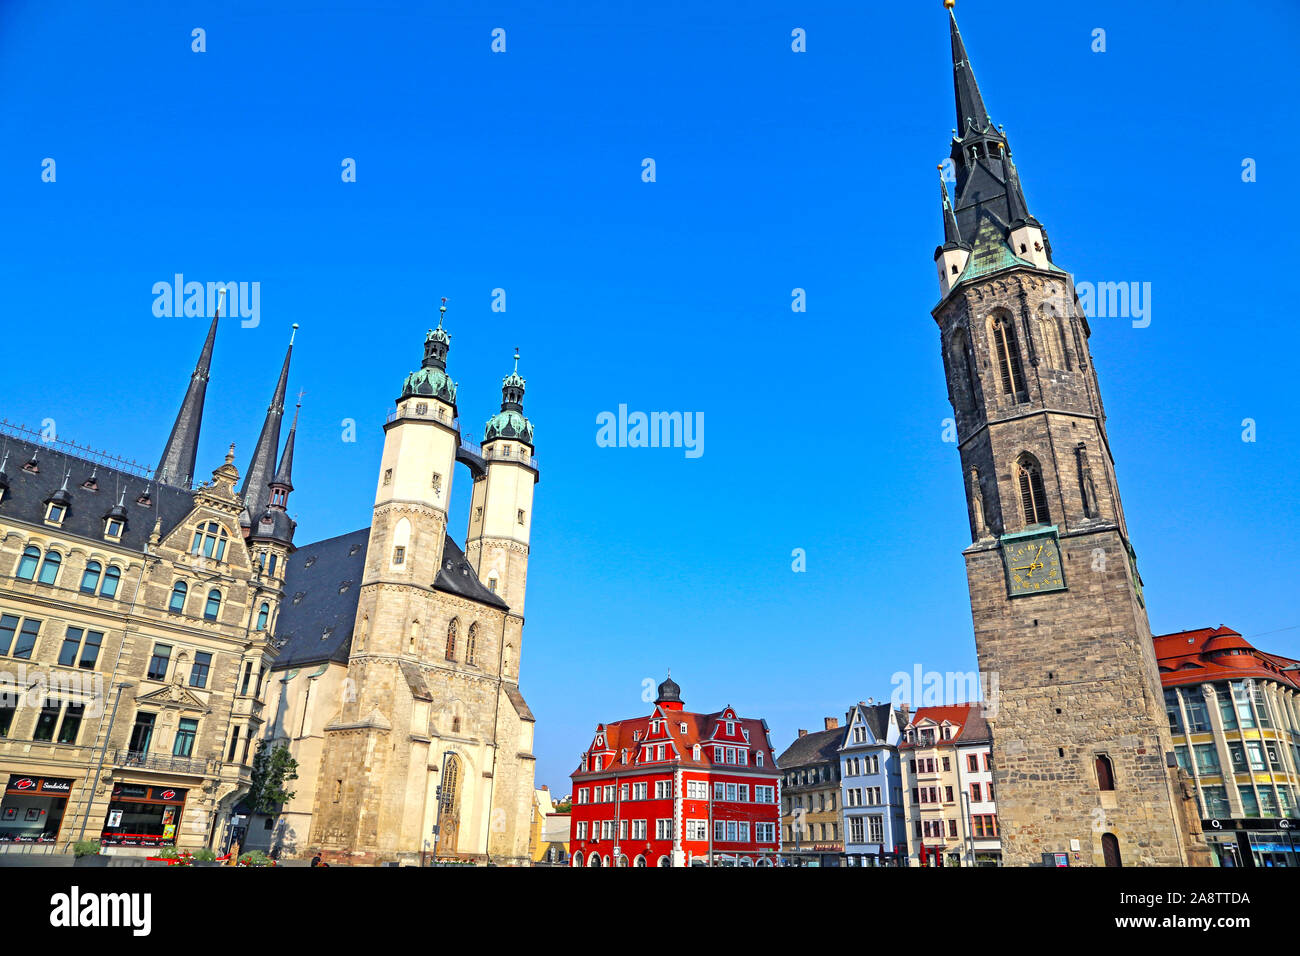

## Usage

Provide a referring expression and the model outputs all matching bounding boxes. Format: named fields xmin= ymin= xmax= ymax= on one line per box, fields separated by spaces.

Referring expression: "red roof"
xmin=1154 ymin=626 xmax=1300 ymax=692
xmin=899 ymin=703 xmax=988 ymax=750
xmin=573 ymin=703 xmax=776 ymax=778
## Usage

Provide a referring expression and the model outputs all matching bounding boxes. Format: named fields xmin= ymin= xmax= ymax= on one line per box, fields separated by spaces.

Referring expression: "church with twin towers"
xmin=162 ymin=301 xmax=541 ymax=865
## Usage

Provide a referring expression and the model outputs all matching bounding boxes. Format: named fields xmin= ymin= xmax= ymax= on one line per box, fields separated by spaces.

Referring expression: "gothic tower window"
xmin=1035 ymin=306 xmax=1065 ymax=368
xmin=988 ymin=312 xmax=1026 ymax=399
xmin=466 ymin=623 xmax=477 ymax=666
xmin=1016 ymin=454 xmax=1051 ymax=527
xmin=391 ymin=517 xmax=411 ymax=568
xmin=949 ymin=327 xmax=977 ymax=412
xmin=256 ymin=603 xmax=270 ymax=631
xmin=445 ymin=618 xmax=458 ymax=661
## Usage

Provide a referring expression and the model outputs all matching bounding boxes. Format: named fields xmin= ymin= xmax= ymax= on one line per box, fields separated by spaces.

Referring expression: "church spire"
xmin=271 ymin=397 xmax=299 ymax=498
xmin=240 ymin=324 xmax=297 ymax=530
xmin=949 ymin=3 xmax=991 ymax=136
xmin=156 ymin=292 xmax=223 ymax=488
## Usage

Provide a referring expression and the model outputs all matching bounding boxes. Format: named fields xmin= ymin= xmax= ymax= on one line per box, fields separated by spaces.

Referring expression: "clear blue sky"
xmin=2 ymin=0 xmax=1296 ymax=794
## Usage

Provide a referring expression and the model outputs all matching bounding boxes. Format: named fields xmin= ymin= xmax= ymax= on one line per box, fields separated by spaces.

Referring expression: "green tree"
xmin=246 ymin=740 xmax=298 ymax=815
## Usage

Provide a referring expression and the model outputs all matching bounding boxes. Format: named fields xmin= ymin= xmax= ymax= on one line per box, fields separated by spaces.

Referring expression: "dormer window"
xmin=104 ymin=517 xmax=124 ymax=540
xmin=45 ymin=502 xmax=66 ymax=524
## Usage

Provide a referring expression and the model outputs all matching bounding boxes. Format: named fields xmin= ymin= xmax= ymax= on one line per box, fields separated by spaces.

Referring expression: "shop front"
xmin=0 ymin=774 xmax=73 ymax=843
xmin=101 ymin=783 xmax=189 ymax=848
xmin=1203 ymin=817 xmax=1299 ymax=867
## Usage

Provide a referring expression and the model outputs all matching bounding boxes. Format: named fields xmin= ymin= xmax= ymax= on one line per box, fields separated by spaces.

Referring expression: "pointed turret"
xmin=271 ymin=401 xmax=298 ymax=496
xmin=157 ymin=306 xmax=221 ymax=488
xmin=483 ymin=348 xmax=534 ymax=447
xmin=940 ymin=176 xmax=963 ymax=246
xmin=240 ymin=325 xmax=297 ymax=531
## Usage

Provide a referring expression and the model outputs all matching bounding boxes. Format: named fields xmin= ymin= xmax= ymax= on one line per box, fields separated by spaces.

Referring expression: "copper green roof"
xmin=484 ymin=408 xmax=533 ymax=444
xmin=401 ymin=366 xmax=457 ymax=402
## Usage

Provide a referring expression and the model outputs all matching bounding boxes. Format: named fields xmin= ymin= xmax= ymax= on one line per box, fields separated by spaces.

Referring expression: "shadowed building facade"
xmin=928 ymin=7 xmax=1207 ymax=866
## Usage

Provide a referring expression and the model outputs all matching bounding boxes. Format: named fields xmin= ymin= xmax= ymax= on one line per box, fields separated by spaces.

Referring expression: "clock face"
xmin=1001 ymin=535 xmax=1066 ymax=597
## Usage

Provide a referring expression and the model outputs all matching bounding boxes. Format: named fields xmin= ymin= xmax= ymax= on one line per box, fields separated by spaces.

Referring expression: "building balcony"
xmin=111 ymin=750 xmax=215 ymax=777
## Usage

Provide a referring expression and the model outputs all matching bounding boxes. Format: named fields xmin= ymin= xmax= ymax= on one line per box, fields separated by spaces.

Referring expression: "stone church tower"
xmin=301 ymin=305 xmax=538 ymax=865
xmin=930 ymin=7 xmax=1206 ymax=866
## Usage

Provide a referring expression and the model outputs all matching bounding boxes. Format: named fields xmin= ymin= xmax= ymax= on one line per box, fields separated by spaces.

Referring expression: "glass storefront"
xmin=100 ymin=783 xmax=188 ymax=847
xmin=1203 ymin=818 xmax=1299 ymax=867
xmin=0 ymin=774 xmax=73 ymax=843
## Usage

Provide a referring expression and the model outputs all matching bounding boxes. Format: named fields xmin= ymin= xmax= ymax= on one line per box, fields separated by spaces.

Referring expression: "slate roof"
xmin=436 ymin=535 xmax=508 ymax=610
xmin=840 ymin=702 xmax=894 ymax=749
xmin=0 ymin=435 xmax=195 ymax=554
xmin=273 ymin=526 xmax=509 ymax=671
xmin=274 ymin=528 xmax=370 ymax=669
xmin=777 ymin=725 xmax=847 ymax=771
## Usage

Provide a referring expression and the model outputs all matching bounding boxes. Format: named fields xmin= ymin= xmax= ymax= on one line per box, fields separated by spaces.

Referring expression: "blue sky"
xmin=1 ymin=0 xmax=1296 ymax=794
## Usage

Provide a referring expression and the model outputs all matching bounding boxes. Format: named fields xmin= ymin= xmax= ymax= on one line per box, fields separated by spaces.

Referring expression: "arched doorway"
xmin=1102 ymin=832 xmax=1122 ymax=867
xmin=656 ymin=855 xmax=671 ymax=867
xmin=437 ymin=753 xmax=462 ymax=857
xmin=571 ymin=852 xmax=584 ymax=867
xmin=589 ymin=853 xmax=601 ymax=867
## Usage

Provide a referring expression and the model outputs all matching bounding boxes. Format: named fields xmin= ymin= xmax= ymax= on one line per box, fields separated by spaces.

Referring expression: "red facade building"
xmin=569 ymin=676 xmax=782 ymax=866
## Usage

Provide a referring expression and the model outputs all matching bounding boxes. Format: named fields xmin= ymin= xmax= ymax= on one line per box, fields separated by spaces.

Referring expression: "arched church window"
xmin=204 ymin=588 xmax=222 ymax=621
xmin=988 ymin=313 xmax=1026 ymax=399
xmin=466 ymin=623 xmax=477 ymax=665
xmin=1016 ymin=454 xmax=1051 ymax=527
xmin=169 ymin=581 xmax=187 ymax=613
xmin=445 ymin=618 xmax=458 ymax=661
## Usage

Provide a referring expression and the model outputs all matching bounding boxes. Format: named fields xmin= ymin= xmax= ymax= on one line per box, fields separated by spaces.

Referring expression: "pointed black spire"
xmin=240 ymin=324 xmax=297 ymax=529
xmin=950 ymin=7 xmax=990 ymax=136
xmin=157 ymin=305 xmax=221 ymax=488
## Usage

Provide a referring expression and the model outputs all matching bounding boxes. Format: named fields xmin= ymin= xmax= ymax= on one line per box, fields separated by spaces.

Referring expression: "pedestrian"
xmin=311 ymin=854 xmax=321 ymax=867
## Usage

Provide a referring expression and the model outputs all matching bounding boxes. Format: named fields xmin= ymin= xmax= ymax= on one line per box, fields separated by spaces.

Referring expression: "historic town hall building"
xmin=929 ymin=6 xmax=1207 ymax=865
xmin=569 ymin=677 xmax=781 ymax=866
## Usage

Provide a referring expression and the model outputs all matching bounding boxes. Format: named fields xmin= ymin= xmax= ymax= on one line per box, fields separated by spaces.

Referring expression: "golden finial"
xmin=944 ymin=0 xmax=956 ymax=9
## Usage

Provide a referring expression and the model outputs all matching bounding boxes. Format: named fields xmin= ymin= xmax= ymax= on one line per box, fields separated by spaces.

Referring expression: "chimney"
xmin=900 ymin=702 xmax=911 ymax=719
xmin=797 ymin=729 xmax=808 ymax=738
xmin=824 ymin=717 xmax=838 ymax=730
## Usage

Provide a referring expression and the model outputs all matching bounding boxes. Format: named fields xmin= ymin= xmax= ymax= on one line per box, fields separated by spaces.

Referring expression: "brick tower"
xmin=929 ymin=5 xmax=1206 ymax=866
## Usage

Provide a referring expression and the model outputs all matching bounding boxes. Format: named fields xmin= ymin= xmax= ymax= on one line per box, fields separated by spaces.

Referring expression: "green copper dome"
xmin=401 ymin=366 xmax=457 ymax=403
xmin=483 ymin=349 xmax=533 ymax=445
xmin=484 ymin=407 xmax=533 ymax=444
